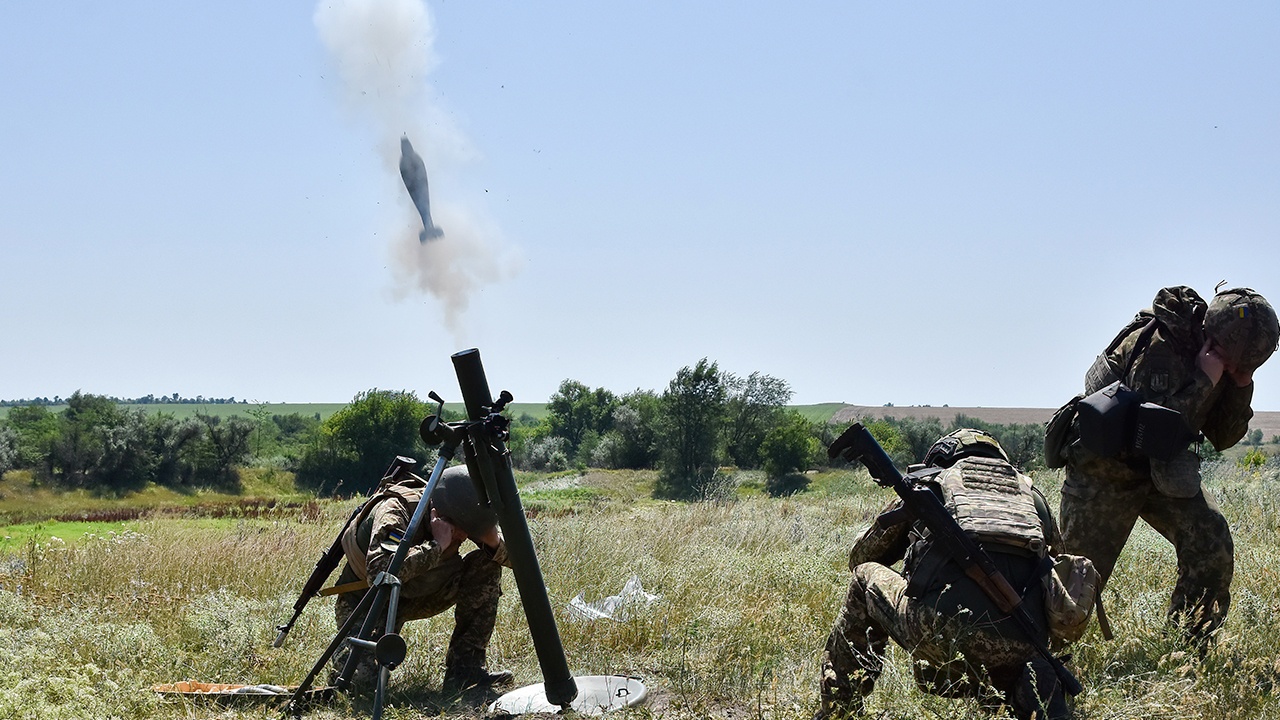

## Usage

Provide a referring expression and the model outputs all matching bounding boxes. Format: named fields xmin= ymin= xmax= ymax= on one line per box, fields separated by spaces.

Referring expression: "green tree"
xmin=183 ymin=414 xmax=253 ymax=490
xmin=724 ymin=372 xmax=792 ymax=469
xmin=5 ymin=404 xmax=60 ymax=469
xmin=655 ymin=359 xmax=728 ymax=500
xmin=862 ymin=419 xmax=912 ymax=468
xmin=47 ymin=392 xmax=128 ymax=489
xmin=761 ymin=410 xmax=819 ymax=495
xmin=93 ymin=409 xmax=157 ymax=493
xmin=988 ymin=423 xmax=1044 ymax=470
xmin=0 ymin=425 xmax=17 ymax=476
xmin=245 ymin=402 xmax=273 ymax=457
xmin=891 ymin=416 xmax=946 ymax=464
xmin=149 ymin=414 xmax=203 ymax=487
xmin=296 ymin=389 xmax=430 ymax=495
xmin=268 ymin=412 xmax=323 ymax=466
xmin=546 ymin=380 xmax=617 ymax=458
xmin=594 ymin=390 xmax=662 ymax=469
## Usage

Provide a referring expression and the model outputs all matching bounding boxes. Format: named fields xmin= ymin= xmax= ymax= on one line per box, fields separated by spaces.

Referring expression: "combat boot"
xmin=1008 ymin=657 xmax=1068 ymax=720
xmin=816 ymin=652 xmax=865 ymax=719
xmin=443 ymin=665 xmax=514 ymax=693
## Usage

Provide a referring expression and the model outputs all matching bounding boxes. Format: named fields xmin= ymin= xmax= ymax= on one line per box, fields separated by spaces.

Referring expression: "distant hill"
xmin=831 ymin=405 xmax=1055 ymax=427
xmin=829 ymin=404 xmax=1280 ymax=443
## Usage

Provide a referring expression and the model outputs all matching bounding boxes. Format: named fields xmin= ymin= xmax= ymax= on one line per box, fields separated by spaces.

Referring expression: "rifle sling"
xmin=320 ymin=579 xmax=371 ymax=597
xmin=1094 ymin=590 xmax=1114 ymax=641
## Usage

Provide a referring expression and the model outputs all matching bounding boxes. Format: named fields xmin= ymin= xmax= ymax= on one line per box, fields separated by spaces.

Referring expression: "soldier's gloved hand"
xmin=430 ymin=508 xmax=465 ymax=555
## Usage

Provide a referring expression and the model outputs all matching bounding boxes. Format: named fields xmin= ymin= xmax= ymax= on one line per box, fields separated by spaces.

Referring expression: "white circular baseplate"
xmin=488 ymin=675 xmax=647 ymax=716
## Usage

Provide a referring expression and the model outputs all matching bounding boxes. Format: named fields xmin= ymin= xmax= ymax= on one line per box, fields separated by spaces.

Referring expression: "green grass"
xmin=790 ymin=403 xmax=848 ymax=424
xmin=503 ymin=402 xmax=550 ymax=421
xmin=0 ymin=520 xmax=133 ymax=550
xmin=4 ymin=461 xmax=1280 ymax=718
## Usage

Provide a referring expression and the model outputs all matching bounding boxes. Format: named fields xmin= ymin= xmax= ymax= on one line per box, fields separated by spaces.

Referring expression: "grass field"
xmin=3 ymin=458 xmax=1280 ymax=719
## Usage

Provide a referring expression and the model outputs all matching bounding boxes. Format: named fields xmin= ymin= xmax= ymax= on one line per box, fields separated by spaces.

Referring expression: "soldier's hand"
xmin=1228 ymin=366 xmax=1254 ymax=388
xmin=430 ymin=508 xmax=463 ymax=555
xmin=477 ymin=526 xmax=501 ymax=550
xmin=1197 ymin=338 xmax=1226 ymax=386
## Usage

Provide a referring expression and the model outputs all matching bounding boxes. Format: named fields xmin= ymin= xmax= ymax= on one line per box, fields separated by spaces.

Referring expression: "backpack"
xmin=339 ymin=475 xmax=428 ymax=580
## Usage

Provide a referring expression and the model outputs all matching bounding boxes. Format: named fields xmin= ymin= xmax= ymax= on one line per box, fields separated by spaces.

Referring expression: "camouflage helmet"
xmin=1204 ymin=288 xmax=1279 ymax=373
xmin=923 ymin=428 xmax=1009 ymax=469
xmin=430 ymin=465 xmax=497 ymax=538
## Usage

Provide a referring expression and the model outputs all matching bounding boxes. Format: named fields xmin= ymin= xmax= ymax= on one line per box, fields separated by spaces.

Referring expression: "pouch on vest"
xmin=1076 ymin=382 xmax=1194 ymax=461
xmin=1075 ymin=381 xmax=1141 ymax=457
xmin=936 ymin=458 xmax=1046 ymax=557
xmin=1131 ymin=402 xmax=1197 ymax=461
xmin=1042 ymin=553 xmax=1100 ymax=644
xmin=1043 ymin=394 xmax=1083 ymax=469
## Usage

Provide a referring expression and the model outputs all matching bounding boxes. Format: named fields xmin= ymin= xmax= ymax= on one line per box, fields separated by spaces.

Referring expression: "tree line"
xmin=0 ymin=393 xmax=248 ymax=407
xmin=0 ymin=392 xmax=319 ymax=494
xmin=0 ymin=362 xmax=1053 ymax=499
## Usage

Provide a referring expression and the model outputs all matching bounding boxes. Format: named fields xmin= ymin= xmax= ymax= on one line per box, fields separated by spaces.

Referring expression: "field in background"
xmin=8 ymin=401 xmax=1278 ymax=442
xmin=3 ymin=461 xmax=1280 ymax=719
xmin=836 ymin=404 xmax=1280 ymax=449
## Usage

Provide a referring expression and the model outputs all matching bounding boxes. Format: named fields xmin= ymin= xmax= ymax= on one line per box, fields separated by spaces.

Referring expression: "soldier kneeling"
xmin=818 ymin=429 xmax=1096 ymax=720
xmin=331 ymin=465 xmax=514 ymax=693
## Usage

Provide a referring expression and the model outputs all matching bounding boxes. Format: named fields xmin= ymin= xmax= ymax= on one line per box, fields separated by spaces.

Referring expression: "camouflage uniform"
xmin=820 ymin=454 xmax=1063 ymax=719
xmin=1058 ymin=287 xmax=1255 ymax=640
xmin=331 ymin=474 xmax=511 ymax=687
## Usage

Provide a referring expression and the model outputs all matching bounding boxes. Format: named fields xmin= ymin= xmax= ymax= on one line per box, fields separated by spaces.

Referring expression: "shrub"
xmin=761 ymin=411 xmax=818 ymax=488
xmin=295 ymin=389 xmax=430 ymax=495
xmin=523 ymin=436 xmax=570 ymax=472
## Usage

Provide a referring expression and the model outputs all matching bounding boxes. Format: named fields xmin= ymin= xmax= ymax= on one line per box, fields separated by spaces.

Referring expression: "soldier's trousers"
xmin=1060 ymin=451 xmax=1233 ymax=640
xmin=332 ymin=547 xmax=503 ymax=684
xmin=821 ymin=562 xmax=1040 ymax=716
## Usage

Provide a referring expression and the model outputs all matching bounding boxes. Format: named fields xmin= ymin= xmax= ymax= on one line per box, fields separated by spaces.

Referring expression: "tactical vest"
xmin=934 ymin=456 xmax=1045 ymax=557
xmin=339 ymin=475 xmax=428 ymax=581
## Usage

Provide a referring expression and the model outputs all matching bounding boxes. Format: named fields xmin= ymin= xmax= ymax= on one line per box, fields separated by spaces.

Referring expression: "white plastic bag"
xmin=568 ymin=575 xmax=659 ymax=622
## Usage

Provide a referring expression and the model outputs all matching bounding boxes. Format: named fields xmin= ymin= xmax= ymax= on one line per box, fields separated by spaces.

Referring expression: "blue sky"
xmin=2 ymin=2 xmax=1277 ymax=410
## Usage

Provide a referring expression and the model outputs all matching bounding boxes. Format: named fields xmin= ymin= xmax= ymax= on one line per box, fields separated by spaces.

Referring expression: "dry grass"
xmin=3 ymin=461 xmax=1280 ymax=719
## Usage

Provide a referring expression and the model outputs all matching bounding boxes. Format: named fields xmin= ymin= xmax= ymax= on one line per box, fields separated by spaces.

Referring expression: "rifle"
xmin=272 ymin=456 xmax=418 ymax=648
xmin=828 ymin=423 xmax=1083 ymax=697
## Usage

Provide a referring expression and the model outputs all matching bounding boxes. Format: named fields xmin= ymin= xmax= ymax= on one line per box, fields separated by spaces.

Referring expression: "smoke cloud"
xmin=314 ymin=0 xmax=514 ymax=336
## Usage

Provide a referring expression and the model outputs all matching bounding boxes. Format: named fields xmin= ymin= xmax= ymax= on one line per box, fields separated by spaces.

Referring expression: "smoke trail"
xmin=314 ymin=0 xmax=513 ymax=335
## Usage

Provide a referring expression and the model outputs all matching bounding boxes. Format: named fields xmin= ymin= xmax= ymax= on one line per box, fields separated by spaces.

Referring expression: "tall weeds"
xmin=2 ymin=463 xmax=1280 ymax=718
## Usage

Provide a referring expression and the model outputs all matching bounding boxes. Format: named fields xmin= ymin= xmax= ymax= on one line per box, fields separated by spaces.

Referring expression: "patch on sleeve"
xmin=1149 ymin=371 xmax=1170 ymax=394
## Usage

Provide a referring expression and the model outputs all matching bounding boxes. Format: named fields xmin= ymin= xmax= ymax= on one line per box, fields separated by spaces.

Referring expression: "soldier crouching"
xmin=819 ymin=429 xmax=1086 ymax=720
xmin=331 ymin=465 xmax=514 ymax=692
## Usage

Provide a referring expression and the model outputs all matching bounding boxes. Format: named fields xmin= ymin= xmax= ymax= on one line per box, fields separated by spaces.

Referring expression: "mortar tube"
xmin=451 ymin=348 xmax=578 ymax=707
